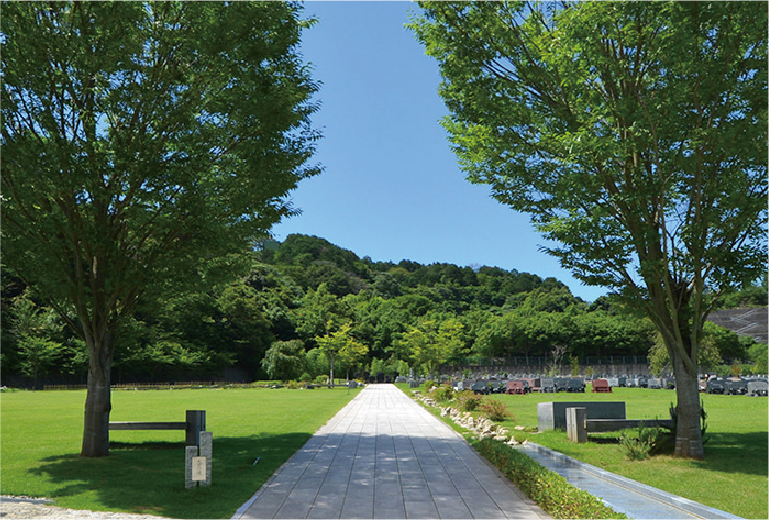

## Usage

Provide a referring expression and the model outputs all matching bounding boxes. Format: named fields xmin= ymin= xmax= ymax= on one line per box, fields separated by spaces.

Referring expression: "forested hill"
xmin=3 ymin=233 xmax=764 ymax=386
xmin=258 ymin=233 xmax=574 ymax=305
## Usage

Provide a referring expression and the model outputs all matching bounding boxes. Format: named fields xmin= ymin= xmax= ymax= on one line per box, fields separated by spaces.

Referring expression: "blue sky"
xmin=272 ymin=1 xmax=608 ymax=302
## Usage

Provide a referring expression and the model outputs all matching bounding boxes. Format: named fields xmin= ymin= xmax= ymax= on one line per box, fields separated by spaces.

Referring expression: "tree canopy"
xmin=409 ymin=1 xmax=767 ymax=459
xmin=1 ymin=1 xmax=321 ymax=456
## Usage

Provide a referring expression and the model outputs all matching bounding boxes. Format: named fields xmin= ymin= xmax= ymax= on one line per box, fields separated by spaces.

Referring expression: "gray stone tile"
xmin=234 ymin=386 xmax=549 ymax=520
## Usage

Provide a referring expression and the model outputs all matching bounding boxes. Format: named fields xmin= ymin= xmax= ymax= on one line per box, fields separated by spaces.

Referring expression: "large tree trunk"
xmin=81 ymin=334 xmax=113 ymax=457
xmin=670 ymin=347 xmax=705 ymax=460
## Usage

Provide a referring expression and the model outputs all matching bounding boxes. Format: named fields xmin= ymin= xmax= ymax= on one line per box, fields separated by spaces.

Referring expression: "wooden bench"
xmin=110 ymin=410 xmax=206 ymax=446
xmin=592 ymin=379 xmax=612 ymax=393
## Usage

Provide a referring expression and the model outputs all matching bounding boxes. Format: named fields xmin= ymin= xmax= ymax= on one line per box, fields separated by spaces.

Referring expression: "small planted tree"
xmin=261 ymin=340 xmax=306 ymax=382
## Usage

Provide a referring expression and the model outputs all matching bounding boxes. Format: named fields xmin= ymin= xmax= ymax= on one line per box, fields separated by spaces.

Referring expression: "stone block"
xmin=537 ymin=401 xmax=626 ymax=431
xmin=566 ymin=407 xmax=587 ymax=443
xmin=185 ymin=445 xmax=197 ymax=489
xmin=199 ymin=431 xmax=213 ymax=487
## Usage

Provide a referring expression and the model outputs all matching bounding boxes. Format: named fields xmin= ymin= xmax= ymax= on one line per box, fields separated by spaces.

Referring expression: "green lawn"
xmin=443 ymin=386 xmax=768 ymax=519
xmin=0 ymin=386 xmax=360 ymax=518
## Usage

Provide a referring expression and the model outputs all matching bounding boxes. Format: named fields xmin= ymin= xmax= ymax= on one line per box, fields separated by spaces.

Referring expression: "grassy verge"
xmin=475 ymin=439 xmax=626 ymax=519
xmin=400 ymin=384 xmax=768 ymax=519
xmin=1 ymin=386 xmax=360 ymax=518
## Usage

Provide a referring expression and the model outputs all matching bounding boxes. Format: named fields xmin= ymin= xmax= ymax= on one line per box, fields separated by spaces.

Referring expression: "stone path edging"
xmin=517 ymin=442 xmax=743 ymax=520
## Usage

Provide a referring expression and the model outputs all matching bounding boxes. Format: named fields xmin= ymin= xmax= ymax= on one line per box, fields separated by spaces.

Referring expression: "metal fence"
xmin=450 ymin=355 xmax=648 ymax=367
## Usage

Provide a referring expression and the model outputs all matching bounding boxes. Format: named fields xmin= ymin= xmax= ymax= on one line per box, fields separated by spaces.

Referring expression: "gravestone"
xmin=539 ymin=377 xmax=555 ymax=393
xmin=566 ymin=378 xmax=585 ymax=393
xmin=748 ymin=380 xmax=768 ymax=396
xmin=471 ymin=382 xmax=489 ymax=395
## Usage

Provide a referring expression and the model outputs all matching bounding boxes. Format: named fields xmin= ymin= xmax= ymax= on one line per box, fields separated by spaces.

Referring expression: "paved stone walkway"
xmin=233 ymin=385 xmax=548 ymax=519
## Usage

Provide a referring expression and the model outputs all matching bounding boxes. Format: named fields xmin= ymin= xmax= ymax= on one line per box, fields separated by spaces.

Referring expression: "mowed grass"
xmin=483 ymin=387 xmax=768 ymax=519
xmin=1 ymin=386 xmax=360 ymax=518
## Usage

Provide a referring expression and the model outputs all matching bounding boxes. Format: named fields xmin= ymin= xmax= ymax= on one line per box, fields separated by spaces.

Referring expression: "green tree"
xmin=748 ymin=343 xmax=768 ymax=374
xmin=649 ymin=329 xmax=723 ymax=376
xmin=16 ymin=336 xmax=63 ymax=389
xmin=315 ymin=322 xmax=369 ymax=382
xmin=410 ymin=1 xmax=767 ymax=459
xmin=8 ymin=292 xmax=71 ymax=387
xmin=1 ymin=2 xmax=321 ymax=456
xmin=294 ymin=284 xmax=343 ymax=344
xmin=261 ymin=340 xmax=306 ymax=382
xmin=393 ymin=318 xmax=465 ymax=376
xmin=217 ymin=284 xmax=275 ymax=379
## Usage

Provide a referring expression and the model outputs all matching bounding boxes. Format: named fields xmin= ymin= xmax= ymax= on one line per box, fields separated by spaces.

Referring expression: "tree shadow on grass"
xmin=28 ymin=432 xmax=311 ymax=519
xmin=597 ymin=429 xmax=768 ymax=476
xmin=696 ymin=430 xmax=769 ymax=477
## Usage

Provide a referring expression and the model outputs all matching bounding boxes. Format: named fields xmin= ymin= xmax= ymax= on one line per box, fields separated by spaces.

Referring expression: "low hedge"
xmin=474 ymin=439 xmax=627 ymax=519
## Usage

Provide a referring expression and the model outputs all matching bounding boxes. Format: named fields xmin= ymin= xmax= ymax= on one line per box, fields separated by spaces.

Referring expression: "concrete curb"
xmin=518 ymin=442 xmax=743 ymax=520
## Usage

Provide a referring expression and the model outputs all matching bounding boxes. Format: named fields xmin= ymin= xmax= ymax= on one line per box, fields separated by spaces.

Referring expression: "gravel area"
xmin=0 ymin=497 xmax=174 ymax=519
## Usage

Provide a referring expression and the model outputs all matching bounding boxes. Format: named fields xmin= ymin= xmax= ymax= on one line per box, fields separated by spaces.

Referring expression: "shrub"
xmin=314 ymin=375 xmax=328 ymax=385
xmin=424 ymin=379 xmax=436 ymax=391
xmin=475 ymin=439 xmax=626 ymax=519
xmin=619 ymin=426 xmax=661 ymax=461
xmin=456 ymin=390 xmax=484 ymax=412
xmin=480 ymin=398 xmax=511 ymax=422
xmin=433 ymin=385 xmax=454 ymax=401
xmin=300 ymin=372 xmax=312 ymax=383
